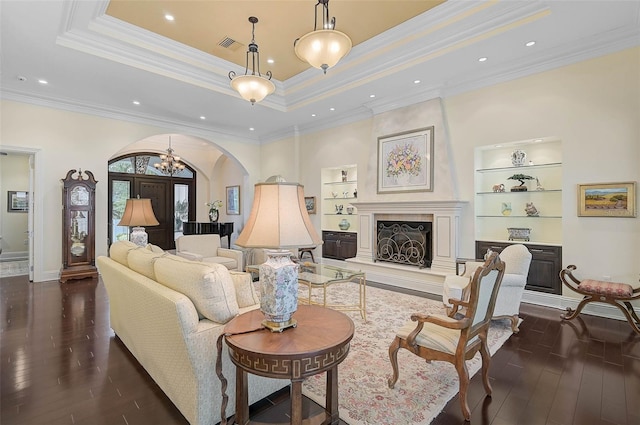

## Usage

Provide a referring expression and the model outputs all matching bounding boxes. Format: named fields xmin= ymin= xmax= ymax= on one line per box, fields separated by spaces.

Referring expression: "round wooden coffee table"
xmin=224 ymin=305 xmax=354 ymax=425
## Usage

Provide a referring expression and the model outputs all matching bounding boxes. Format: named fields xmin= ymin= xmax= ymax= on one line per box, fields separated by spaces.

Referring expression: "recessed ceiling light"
xmin=249 ymin=127 xmax=255 ymax=131
xmin=414 ymin=80 xmax=421 ymax=84
xmin=311 ymin=114 xmax=316 ymax=117
xmin=267 ymin=59 xmax=274 ymax=64
xmin=329 ymin=107 xmax=335 ymax=111
xmin=17 ymin=76 xmax=27 ymax=82
xmin=165 ymin=14 xmax=175 ymax=21
xmin=369 ymin=94 xmax=376 ymax=98
xmin=37 ymin=79 xmax=48 ymax=84
xmin=132 ymin=100 xmax=140 ymax=105
xmin=525 ymin=41 xmax=536 ymax=47
xmin=478 ymin=57 xmax=488 ymax=62
xmin=494 ymin=144 xmax=502 ymax=148
xmin=199 ymin=116 xmax=206 ymax=120
xmin=534 ymin=138 xmax=543 ymax=143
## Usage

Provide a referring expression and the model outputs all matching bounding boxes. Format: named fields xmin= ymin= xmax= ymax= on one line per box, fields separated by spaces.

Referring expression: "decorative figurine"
xmin=501 ymin=202 xmax=512 ymax=216
xmin=511 ymin=149 xmax=527 ymax=167
xmin=341 ymin=170 xmax=347 ymax=182
xmin=525 ymin=202 xmax=539 ymax=216
xmin=535 ymin=177 xmax=545 ymax=191
xmin=492 ymin=183 xmax=505 ymax=192
xmin=335 ymin=204 xmax=343 ymax=214
xmin=343 ymin=191 xmax=349 ymax=198
xmin=508 ymin=174 xmax=535 ymax=192
xmin=353 ymin=189 xmax=358 ymax=198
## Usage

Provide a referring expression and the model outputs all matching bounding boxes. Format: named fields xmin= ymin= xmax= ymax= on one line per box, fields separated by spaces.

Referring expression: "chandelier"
xmin=294 ymin=0 xmax=352 ymax=74
xmin=229 ymin=17 xmax=275 ymax=105
xmin=154 ymin=137 xmax=185 ymax=175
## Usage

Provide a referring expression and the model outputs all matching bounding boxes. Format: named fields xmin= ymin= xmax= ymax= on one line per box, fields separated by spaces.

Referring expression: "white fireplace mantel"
xmin=350 ymin=200 xmax=467 ymax=273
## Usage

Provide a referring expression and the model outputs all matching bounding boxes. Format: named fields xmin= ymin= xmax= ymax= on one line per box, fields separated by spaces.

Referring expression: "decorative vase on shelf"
xmin=341 ymin=170 xmax=347 ymax=182
xmin=339 ymin=219 xmax=350 ymax=230
xmin=501 ymin=202 xmax=512 ymax=216
xmin=511 ymin=149 xmax=527 ymax=167
xmin=208 ymin=208 xmax=219 ymax=223
xmin=353 ymin=189 xmax=357 ymax=198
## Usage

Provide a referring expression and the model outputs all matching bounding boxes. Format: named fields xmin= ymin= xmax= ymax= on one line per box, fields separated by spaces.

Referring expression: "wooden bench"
xmin=560 ymin=265 xmax=640 ymax=334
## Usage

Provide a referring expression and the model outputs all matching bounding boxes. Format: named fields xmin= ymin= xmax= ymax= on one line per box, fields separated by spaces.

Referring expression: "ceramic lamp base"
xmin=260 ymin=250 xmax=299 ymax=332
xmin=130 ymin=226 xmax=148 ymax=247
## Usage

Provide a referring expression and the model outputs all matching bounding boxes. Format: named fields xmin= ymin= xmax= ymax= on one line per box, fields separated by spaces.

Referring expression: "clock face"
xmin=70 ymin=186 xmax=89 ymax=206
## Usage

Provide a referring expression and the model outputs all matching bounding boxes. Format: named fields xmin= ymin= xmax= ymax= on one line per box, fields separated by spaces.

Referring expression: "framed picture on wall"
xmin=577 ymin=181 xmax=636 ymax=217
xmin=304 ymin=196 xmax=316 ymax=214
xmin=226 ymin=185 xmax=240 ymax=215
xmin=7 ymin=191 xmax=28 ymax=212
xmin=377 ymin=126 xmax=434 ymax=194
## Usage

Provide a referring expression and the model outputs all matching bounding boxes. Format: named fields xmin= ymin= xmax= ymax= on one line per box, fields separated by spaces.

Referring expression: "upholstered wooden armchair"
xmin=444 ymin=243 xmax=531 ymax=332
xmin=388 ymin=252 xmax=506 ymax=421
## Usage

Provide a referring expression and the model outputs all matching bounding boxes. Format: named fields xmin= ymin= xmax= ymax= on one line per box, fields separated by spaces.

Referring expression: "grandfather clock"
xmin=60 ymin=169 xmax=98 ymax=283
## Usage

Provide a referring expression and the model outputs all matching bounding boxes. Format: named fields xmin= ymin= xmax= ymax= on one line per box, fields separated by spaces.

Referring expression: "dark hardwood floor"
xmin=1 ymin=274 xmax=638 ymax=425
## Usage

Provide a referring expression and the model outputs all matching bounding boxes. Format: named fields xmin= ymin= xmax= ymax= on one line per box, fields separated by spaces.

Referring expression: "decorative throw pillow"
xmin=229 ymin=271 xmax=260 ymax=307
xmin=145 ymin=243 xmax=165 ymax=254
xmin=109 ymin=241 xmax=140 ymax=266
xmin=154 ymin=256 xmax=239 ymax=323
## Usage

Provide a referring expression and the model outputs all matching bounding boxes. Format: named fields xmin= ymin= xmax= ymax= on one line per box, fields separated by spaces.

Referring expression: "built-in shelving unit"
xmin=474 ymin=140 xmax=562 ymax=245
xmin=321 ymin=165 xmax=358 ymax=260
xmin=474 ymin=138 xmax=563 ymax=294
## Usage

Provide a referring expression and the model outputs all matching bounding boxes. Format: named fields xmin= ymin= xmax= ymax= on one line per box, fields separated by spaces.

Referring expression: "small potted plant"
xmin=508 ymin=174 xmax=535 ymax=192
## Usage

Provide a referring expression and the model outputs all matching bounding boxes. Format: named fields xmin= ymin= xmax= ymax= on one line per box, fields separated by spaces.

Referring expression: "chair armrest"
xmin=176 ymin=251 xmax=203 ymax=262
xmin=217 ymin=248 xmax=243 ymax=270
xmin=410 ymin=312 xmax=470 ymax=330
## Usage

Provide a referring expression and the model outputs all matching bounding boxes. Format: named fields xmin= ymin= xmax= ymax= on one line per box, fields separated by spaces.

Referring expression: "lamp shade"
xmin=294 ymin=29 xmax=352 ymax=72
xmin=117 ymin=198 xmax=159 ymax=227
xmin=230 ymin=74 xmax=275 ymax=105
xmin=236 ymin=182 xmax=322 ymax=249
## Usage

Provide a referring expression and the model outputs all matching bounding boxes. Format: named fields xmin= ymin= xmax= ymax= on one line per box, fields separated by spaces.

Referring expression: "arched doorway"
xmin=108 ymin=152 xmax=196 ymax=250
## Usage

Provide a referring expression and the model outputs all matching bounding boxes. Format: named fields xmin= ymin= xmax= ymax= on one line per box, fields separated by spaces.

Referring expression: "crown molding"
xmin=1 ymin=90 xmax=260 ymax=145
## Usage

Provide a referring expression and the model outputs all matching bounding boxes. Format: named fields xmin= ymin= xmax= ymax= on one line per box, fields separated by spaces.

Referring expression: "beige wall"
xmin=0 ymin=102 xmax=259 ymax=281
xmin=0 ymin=153 xmax=30 ymax=256
xmin=2 ymin=47 xmax=638 ymax=292
xmin=265 ymin=47 xmax=640 ymax=293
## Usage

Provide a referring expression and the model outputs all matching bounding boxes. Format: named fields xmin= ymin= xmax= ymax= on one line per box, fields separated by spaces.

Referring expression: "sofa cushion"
xmin=128 ymin=248 xmax=166 ymax=280
xmin=154 ymin=256 xmax=239 ymax=323
xmin=230 ymin=271 xmax=260 ymax=308
xmin=109 ymin=240 xmax=140 ymax=266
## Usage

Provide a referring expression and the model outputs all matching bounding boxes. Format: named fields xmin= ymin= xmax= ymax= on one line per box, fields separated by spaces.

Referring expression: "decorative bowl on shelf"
xmin=507 ymin=227 xmax=531 ymax=241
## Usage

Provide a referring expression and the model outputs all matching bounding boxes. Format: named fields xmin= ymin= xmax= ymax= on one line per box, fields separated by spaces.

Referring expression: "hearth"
xmin=375 ymin=221 xmax=432 ymax=268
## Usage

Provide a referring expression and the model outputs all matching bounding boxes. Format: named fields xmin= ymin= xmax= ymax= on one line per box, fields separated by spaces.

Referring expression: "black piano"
xmin=182 ymin=221 xmax=234 ymax=248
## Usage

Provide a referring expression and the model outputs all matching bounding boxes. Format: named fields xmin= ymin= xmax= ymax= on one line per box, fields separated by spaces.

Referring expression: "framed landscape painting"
xmin=578 ymin=182 xmax=636 ymax=217
xmin=377 ymin=126 xmax=434 ymax=194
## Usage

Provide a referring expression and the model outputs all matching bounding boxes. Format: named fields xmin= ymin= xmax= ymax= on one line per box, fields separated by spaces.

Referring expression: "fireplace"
xmin=375 ymin=221 xmax=432 ymax=269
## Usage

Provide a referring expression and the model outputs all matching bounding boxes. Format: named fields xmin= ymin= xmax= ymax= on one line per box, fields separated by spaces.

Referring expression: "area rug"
xmin=0 ymin=260 xmax=29 ymax=278
xmin=300 ymin=283 xmax=515 ymax=425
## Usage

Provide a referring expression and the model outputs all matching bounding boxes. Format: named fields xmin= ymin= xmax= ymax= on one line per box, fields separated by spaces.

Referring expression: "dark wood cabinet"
xmin=475 ymin=240 xmax=562 ymax=295
xmin=322 ymin=231 xmax=357 ymax=260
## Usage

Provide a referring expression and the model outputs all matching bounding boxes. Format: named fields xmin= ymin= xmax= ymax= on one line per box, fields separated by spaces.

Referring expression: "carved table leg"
xmin=235 ymin=368 xmax=249 ymax=425
xmin=326 ymin=366 xmax=339 ymax=424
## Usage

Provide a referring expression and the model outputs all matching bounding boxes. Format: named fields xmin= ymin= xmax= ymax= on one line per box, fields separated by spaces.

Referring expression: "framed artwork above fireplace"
xmin=377 ymin=126 xmax=434 ymax=194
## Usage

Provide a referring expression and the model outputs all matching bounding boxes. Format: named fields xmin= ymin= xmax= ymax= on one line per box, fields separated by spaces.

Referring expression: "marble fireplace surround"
xmin=346 ymin=200 xmax=466 ymax=294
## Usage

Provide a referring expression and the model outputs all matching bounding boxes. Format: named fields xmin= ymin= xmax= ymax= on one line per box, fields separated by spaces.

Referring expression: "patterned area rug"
xmin=300 ymin=283 xmax=515 ymax=425
xmin=0 ymin=260 xmax=29 ymax=278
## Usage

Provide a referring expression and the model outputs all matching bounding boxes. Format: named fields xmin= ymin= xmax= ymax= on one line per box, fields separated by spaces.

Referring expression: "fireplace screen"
xmin=375 ymin=221 xmax=432 ymax=268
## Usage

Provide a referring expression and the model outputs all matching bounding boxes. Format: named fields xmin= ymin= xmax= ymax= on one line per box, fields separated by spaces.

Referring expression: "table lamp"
xmin=118 ymin=197 xmax=159 ymax=247
xmin=235 ymin=180 xmax=322 ymax=332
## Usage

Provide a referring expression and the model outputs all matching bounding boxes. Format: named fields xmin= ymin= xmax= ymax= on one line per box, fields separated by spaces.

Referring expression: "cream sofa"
xmin=97 ymin=241 xmax=287 ymax=425
xmin=176 ymin=234 xmax=243 ymax=271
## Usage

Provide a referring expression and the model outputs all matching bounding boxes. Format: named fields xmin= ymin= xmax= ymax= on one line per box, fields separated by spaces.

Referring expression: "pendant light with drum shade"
xmin=228 ymin=17 xmax=275 ymax=105
xmin=294 ymin=0 xmax=352 ymax=74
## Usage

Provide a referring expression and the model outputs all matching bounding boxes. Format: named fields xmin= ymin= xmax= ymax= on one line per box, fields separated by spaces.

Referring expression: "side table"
xmin=224 ymin=305 xmax=354 ymax=425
